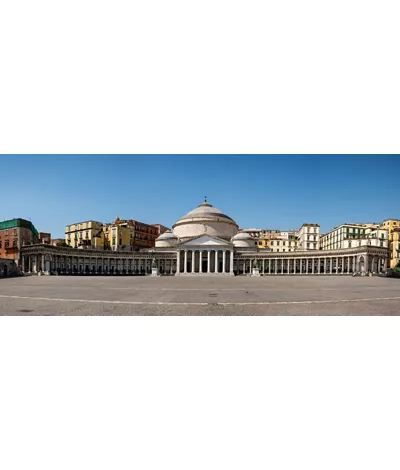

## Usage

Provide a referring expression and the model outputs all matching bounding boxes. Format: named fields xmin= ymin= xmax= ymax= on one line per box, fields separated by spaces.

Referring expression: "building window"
xmin=5 ymin=240 xmax=9 ymax=248
xmin=13 ymin=239 xmax=18 ymax=246
xmin=0 ymin=241 xmax=2 ymax=248
xmin=5 ymin=230 xmax=8 ymax=236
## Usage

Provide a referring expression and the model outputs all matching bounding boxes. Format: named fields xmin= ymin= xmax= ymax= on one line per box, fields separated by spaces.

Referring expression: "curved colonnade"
xmin=21 ymin=245 xmax=387 ymax=276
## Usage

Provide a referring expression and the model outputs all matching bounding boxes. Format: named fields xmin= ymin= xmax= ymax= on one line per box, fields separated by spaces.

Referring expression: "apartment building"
xmin=320 ymin=223 xmax=388 ymax=251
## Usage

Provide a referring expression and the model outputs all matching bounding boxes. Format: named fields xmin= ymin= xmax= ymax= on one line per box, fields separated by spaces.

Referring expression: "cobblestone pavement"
xmin=0 ymin=275 xmax=399 ymax=315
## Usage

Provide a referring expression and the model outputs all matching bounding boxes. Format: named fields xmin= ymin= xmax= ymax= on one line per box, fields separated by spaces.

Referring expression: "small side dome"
xmin=231 ymin=232 xmax=253 ymax=241
xmin=231 ymin=232 xmax=255 ymax=248
xmin=155 ymin=230 xmax=180 ymax=247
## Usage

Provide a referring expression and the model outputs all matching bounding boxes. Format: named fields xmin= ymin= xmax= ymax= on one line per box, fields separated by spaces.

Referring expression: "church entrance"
xmin=202 ymin=260 xmax=207 ymax=273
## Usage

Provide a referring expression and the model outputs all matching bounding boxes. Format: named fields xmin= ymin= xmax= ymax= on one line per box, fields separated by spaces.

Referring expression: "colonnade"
xmin=21 ymin=248 xmax=387 ymax=276
xmin=176 ymin=249 xmax=234 ymax=275
xmin=238 ymin=254 xmax=387 ymax=275
xmin=22 ymin=254 xmax=178 ymax=275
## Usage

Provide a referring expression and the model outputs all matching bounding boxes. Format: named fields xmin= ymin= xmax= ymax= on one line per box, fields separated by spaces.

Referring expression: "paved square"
xmin=0 ymin=275 xmax=399 ymax=315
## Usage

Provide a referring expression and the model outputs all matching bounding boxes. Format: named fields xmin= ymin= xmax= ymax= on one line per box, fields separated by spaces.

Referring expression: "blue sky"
xmin=1 ymin=155 xmax=399 ymax=238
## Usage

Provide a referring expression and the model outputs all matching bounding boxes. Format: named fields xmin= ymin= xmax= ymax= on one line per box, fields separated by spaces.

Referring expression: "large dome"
xmin=172 ymin=200 xmax=238 ymax=241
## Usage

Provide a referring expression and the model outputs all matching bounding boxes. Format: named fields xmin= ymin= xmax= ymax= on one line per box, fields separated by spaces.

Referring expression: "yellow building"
xmin=65 ymin=221 xmax=105 ymax=249
xmin=380 ymin=219 xmax=400 ymax=268
xmin=255 ymin=231 xmax=298 ymax=252
xmin=103 ymin=218 xmax=135 ymax=251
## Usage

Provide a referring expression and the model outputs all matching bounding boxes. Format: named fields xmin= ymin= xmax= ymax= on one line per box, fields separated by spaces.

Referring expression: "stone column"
xmin=249 ymin=259 xmax=252 ymax=274
xmin=230 ymin=250 xmax=234 ymax=275
xmin=243 ymin=261 xmax=246 ymax=274
xmin=299 ymin=259 xmax=302 ymax=275
xmin=199 ymin=251 xmax=203 ymax=273
xmin=336 ymin=257 xmax=339 ymax=275
xmin=184 ymin=251 xmax=188 ymax=274
xmin=207 ymin=251 xmax=211 ymax=273
xmin=281 ymin=259 xmax=284 ymax=274
xmin=330 ymin=258 xmax=333 ymax=274
xmin=312 ymin=258 xmax=315 ymax=274
xmin=222 ymin=250 xmax=226 ymax=273
xmin=28 ymin=255 xmax=31 ymax=273
xmin=305 ymin=258 xmax=309 ymax=274
xmin=268 ymin=259 xmax=271 ymax=274
xmin=275 ymin=259 xmax=278 ymax=275
xmin=323 ymin=258 xmax=326 ymax=274
xmin=176 ymin=250 xmax=180 ymax=275
xmin=365 ymin=254 xmax=369 ymax=274
xmin=215 ymin=250 xmax=218 ymax=273
xmin=287 ymin=259 xmax=290 ymax=275
xmin=191 ymin=250 xmax=195 ymax=273
xmin=347 ymin=257 xmax=350 ymax=274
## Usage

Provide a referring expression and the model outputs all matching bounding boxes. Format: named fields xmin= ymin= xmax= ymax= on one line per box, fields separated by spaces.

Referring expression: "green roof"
xmin=0 ymin=219 xmax=39 ymax=239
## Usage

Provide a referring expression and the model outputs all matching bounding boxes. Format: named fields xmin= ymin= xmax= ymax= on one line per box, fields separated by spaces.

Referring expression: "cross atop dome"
xmin=200 ymin=197 xmax=212 ymax=207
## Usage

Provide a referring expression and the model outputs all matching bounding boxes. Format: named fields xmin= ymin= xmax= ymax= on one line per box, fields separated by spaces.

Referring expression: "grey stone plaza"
xmin=0 ymin=275 xmax=399 ymax=316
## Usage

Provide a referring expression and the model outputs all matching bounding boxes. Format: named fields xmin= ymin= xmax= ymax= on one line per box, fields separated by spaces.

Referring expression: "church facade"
xmin=20 ymin=200 xmax=388 ymax=276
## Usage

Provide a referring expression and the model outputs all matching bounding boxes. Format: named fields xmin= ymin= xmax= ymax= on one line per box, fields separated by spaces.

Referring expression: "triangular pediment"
xmin=180 ymin=234 xmax=231 ymax=247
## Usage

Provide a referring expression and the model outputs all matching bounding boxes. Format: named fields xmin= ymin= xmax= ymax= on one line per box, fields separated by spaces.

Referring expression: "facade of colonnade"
xmin=234 ymin=247 xmax=387 ymax=275
xmin=21 ymin=244 xmax=387 ymax=276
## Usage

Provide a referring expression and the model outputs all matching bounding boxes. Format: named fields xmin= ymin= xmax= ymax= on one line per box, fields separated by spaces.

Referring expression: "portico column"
xmin=305 ymin=259 xmax=309 ymax=274
xmin=286 ymin=259 xmax=289 ymax=275
xmin=215 ymin=250 xmax=218 ymax=273
xmin=191 ymin=250 xmax=195 ymax=274
xmin=250 ymin=259 xmax=252 ymax=274
xmin=222 ymin=250 xmax=226 ymax=273
xmin=268 ymin=259 xmax=271 ymax=274
xmin=28 ymin=255 xmax=31 ymax=273
xmin=347 ymin=256 xmax=350 ymax=274
xmin=299 ymin=259 xmax=302 ymax=275
xmin=281 ymin=259 xmax=284 ymax=274
xmin=230 ymin=250 xmax=234 ymax=275
xmin=336 ymin=257 xmax=339 ymax=274
xmin=207 ymin=250 xmax=211 ymax=273
xmin=262 ymin=259 xmax=265 ymax=274
xmin=184 ymin=251 xmax=188 ymax=274
xmin=199 ymin=251 xmax=203 ymax=273
xmin=330 ymin=258 xmax=333 ymax=274
xmin=275 ymin=259 xmax=278 ymax=275
xmin=176 ymin=250 xmax=180 ymax=275
xmin=312 ymin=258 xmax=315 ymax=274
